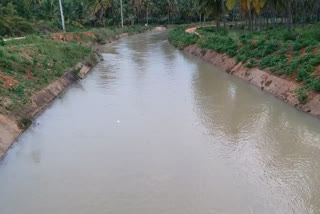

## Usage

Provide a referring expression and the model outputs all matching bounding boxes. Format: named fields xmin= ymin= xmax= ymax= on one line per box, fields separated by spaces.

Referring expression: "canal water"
xmin=1 ymin=31 xmax=320 ymax=214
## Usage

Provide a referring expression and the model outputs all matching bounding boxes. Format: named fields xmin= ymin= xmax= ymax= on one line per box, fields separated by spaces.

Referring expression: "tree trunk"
xmin=233 ymin=10 xmax=237 ymax=29
xmin=288 ymin=0 xmax=292 ymax=30
xmin=146 ymin=7 xmax=148 ymax=25
xmin=254 ymin=14 xmax=257 ymax=30
xmin=217 ymin=18 xmax=221 ymax=30
xmin=248 ymin=10 xmax=253 ymax=31
xmin=222 ymin=0 xmax=226 ymax=29
xmin=302 ymin=1 xmax=306 ymax=26
xmin=266 ymin=17 xmax=268 ymax=29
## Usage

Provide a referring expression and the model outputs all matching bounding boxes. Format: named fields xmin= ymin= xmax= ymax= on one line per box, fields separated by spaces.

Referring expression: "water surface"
xmin=1 ymin=31 xmax=320 ymax=214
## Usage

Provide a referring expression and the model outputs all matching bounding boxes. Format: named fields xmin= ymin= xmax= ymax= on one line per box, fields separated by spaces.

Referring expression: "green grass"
xmin=0 ymin=36 xmax=93 ymax=114
xmin=0 ymin=25 xmax=155 ymax=115
xmin=169 ymin=24 xmax=320 ymax=103
xmin=168 ymin=26 xmax=199 ymax=49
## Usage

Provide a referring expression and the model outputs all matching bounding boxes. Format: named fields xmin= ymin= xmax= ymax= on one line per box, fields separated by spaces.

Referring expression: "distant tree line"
xmin=0 ymin=0 xmax=320 ymax=33
xmin=0 ymin=0 xmax=203 ymax=28
xmin=200 ymin=0 xmax=320 ymax=31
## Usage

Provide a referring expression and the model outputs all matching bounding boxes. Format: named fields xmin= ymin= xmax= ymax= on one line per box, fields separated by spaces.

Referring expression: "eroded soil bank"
xmin=183 ymin=45 xmax=320 ymax=118
xmin=0 ymin=27 xmax=167 ymax=160
xmin=0 ymin=63 xmax=93 ymax=159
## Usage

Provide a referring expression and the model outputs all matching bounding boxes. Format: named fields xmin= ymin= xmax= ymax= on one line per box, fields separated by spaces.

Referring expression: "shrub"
xmin=0 ymin=36 xmax=4 ymax=46
xmin=18 ymin=117 xmax=32 ymax=129
xmin=0 ymin=16 xmax=36 ymax=36
xmin=310 ymin=54 xmax=320 ymax=66
xmin=260 ymin=55 xmax=282 ymax=69
xmin=295 ymin=87 xmax=309 ymax=104
xmin=245 ymin=58 xmax=257 ymax=68
xmin=169 ymin=27 xmax=199 ymax=49
xmin=282 ymin=30 xmax=298 ymax=41
xmin=8 ymin=84 xmax=25 ymax=98
xmin=309 ymin=78 xmax=320 ymax=92
xmin=297 ymin=68 xmax=309 ymax=82
xmin=235 ymin=54 xmax=248 ymax=64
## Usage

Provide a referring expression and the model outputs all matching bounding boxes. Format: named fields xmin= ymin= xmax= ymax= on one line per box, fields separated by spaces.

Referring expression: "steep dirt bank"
xmin=0 ymin=63 xmax=93 ymax=160
xmin=184 ymin=45 xmax=320 ymax=117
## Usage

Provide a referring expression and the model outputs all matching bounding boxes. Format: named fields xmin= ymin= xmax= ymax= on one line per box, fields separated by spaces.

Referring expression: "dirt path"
xmin=3 ymin=37 xmax=26 ymax=42
xmin=185 ymin=27 xmax=200 ymax=36
xmin=185 ymin=25 xmax=215 ymax=37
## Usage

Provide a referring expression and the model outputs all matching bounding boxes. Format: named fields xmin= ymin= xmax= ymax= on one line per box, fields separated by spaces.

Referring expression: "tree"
xmin=226 ymin=0 xmax=265 ymax=31
xmin=199 ymin=0 xmax=224 ymax=29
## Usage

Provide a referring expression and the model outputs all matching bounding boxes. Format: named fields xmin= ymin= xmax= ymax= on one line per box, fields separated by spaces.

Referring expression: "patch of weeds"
xmin=297 ymin=67 xmax=310 ymax=82
xmin=236 ymin=54 xmax=248 ymax=64
xmin=169 ymin=27 xmax=199 ymax=49
xmin=294 ymin=87 xmax=309 ymax=104
xmin=0 ymin=36 xmax=4 ymax=46
xmin=245 ymin=59 xmax=257 ymax=68
xmin=71 ymin=67 xmax=81 ymax=75
xmin=306 ymin=46 xmax=314 ymax=53
xmin=293 ymin=42 xmax=302 ymax=51
xmin=84 ymin=52 xmax=98 ymax=67
xmin=8 ymin=84 xmax=25 ymax=98
xmin=282 ymin=30 xmax=298 ymax=41
xmin=200 ymin=48 xmax=207 ymax=54
xmin=18 ymin=117 xmax=32 ymax=130
xmin=310 ymin=54 xmax=320 ymax=66
xmin=260 ymin=55 xmax=282 ymax=69
xmin=308 ymin=78 xmax=320 ymax=92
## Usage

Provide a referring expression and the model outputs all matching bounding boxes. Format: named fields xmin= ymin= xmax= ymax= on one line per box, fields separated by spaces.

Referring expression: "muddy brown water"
xmin=1 ymin=31 xmax=320 ymax=214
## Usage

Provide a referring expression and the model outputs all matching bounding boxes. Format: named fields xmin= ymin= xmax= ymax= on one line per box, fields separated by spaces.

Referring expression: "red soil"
xmin=0 ymin=70 xmax=18 ymax=88
xmin=183 ymin=45 xmax=320 ymax=117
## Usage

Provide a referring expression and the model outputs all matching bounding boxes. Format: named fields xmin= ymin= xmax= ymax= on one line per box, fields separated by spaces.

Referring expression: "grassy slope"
xmin=169 ymin=25 xmax=320 ymax=104
xmin=0 ymin=25 xmax=153 ymax=116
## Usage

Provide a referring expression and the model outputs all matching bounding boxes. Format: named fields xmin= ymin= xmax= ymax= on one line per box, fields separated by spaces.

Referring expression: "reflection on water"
xmin=0 ymin=31 xmax=320 ymax=214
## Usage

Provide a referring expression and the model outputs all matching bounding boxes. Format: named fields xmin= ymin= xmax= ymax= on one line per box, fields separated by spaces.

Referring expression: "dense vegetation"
xmin=170 ymin=25 xmax=320 ymax=104
xmin=167 ymin=0 xmax=320 ymax=104
xmin=0 ymin=25 xmax=152 ymax=116
xmin=0 ymin=0 xmax=203 ymax=37
xmin=1 ymin=0 xmax=320 ymax=37
xmin=199 ymin=0 xmax=320 ymax=31
xmin=0 ymin=0 xmax=156 ymax=116
xmin=2 ymin=0 xmax=320 ymax=112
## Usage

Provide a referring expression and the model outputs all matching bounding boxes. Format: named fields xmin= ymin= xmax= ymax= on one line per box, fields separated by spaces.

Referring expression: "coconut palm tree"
xmin=226 ymin=0 xmax=265 ymax=31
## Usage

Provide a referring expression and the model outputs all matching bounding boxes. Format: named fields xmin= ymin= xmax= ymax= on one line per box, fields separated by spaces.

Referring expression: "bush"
xmin=245 ymin=58 xmax=257 ymax=68
xmin=0 ymin=36 xmax=4 ymax=46
xmin=169 ymin=27 xmax=199 ymax=49
xmin=309 ymin=78 xmax=320 ymax=92
xmin=0 ymin=16 xmax=36 ymax=36
xmin=297 ymin=68 xmax=309 ymax=82
xmin=295 ymin=87 xmax=309 ymax=104
xmin=282 ymin=30 xmax=298 ymax=41
xmin=18 ymin=117 xmax=32 ymax=129
xmin=260 ymin=55 xmax=282 ymax=69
